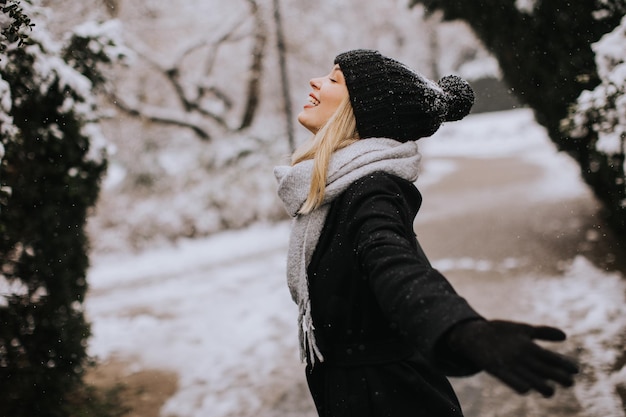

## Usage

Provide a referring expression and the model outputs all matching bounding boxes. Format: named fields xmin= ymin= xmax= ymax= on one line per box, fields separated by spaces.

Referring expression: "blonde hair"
xmin=292 ymin=95 xmax=359 ymax=214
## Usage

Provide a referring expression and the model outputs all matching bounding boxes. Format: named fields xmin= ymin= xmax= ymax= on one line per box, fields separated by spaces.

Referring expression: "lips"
xmin=307 ymin=93 xmax=320 ymax=107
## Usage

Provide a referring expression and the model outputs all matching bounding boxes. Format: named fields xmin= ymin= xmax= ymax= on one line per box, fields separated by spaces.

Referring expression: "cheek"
xmin=314 ymin=103 xmax=340 ymax=129
xmin=327 ymin=90 xmax=347 ymax=112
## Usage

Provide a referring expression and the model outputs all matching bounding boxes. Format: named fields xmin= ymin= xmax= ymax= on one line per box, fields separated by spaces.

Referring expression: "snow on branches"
xmin=563 ymin=15 xmax=626 ymax=157
xmin=0 ymin=1 xmax=126 ymax=166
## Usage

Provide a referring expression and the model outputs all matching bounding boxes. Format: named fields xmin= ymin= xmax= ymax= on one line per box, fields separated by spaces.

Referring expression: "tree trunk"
xmin=239 ymin=0 xmax=268 ymax=131
xmin=273 ymin=0 xmax=296 ymax=152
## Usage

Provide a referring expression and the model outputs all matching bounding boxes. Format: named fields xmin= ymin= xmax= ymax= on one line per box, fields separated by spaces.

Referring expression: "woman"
xmin=274 ymin=49 xmax=578 ymax=417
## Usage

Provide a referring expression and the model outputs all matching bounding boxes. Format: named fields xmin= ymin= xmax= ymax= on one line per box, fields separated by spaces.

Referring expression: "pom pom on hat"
xmin=335 ymin=49 xmax=474 ymax=142
xmin=438 ymin=75 xmax=474 ymax=122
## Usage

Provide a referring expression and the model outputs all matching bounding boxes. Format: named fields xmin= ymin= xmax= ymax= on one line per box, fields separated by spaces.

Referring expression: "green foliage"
xmin=0 ymin=2 xmax=120 ymax=415
xmin=410 ymin=0 xmax=626 ymax=233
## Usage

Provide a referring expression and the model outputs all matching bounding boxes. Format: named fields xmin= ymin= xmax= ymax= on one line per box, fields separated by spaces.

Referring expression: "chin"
xmin=297 ymin=114 xmax=317 ymax=133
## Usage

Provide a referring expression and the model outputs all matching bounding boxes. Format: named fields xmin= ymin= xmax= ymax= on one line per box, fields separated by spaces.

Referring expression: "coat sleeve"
xmin=345 ymin=173 xmax=483 ymax=375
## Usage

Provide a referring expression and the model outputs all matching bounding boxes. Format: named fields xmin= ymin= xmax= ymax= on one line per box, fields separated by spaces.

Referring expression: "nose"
xmin=309 ymin=77 xmax=322 ymax=90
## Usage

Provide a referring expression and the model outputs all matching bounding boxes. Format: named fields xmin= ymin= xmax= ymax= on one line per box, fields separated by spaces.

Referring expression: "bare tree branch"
xmin=162 ymin=67 xmax=231 ymax=125
xmin=202 ymin=16 xmax=250 ymax=76
xmin=106 ymin=0 xmax=266 ymax=140
xmin=107 ymin=91 xmax=213 ymax=140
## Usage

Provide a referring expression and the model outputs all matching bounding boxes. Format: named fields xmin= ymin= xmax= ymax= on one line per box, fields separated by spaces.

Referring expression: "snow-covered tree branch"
xmin=563 ymin=15 xmax=626 ymax=159
xmin=107 ymin=0 xmax=267 ymax=140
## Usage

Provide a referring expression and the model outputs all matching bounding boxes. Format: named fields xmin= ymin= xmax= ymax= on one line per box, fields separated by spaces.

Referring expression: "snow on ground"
xmin=527 ymin=257 xmax=626 ymax=416
xmin=86 ymin=109 xmax=626 ymax=417
xmin=87 ymin=222 xmax=297 ymax=416
xmin=418 ymin=107 xmax=587 ymax=201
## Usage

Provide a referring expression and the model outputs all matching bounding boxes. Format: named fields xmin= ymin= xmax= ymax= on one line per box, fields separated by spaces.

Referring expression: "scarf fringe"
xmin=299 ymin=299 xmax=324 ymax=365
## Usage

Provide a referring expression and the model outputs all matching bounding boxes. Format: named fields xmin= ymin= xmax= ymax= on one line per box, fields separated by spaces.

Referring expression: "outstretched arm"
xmin=346 ymin=173 xmax=578 ymax=394
xmin=442 ymin=319 xmax=579 ymax=397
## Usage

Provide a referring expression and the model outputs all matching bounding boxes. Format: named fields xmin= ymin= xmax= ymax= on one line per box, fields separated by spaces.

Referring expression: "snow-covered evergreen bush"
xmin=562 ymin=13 xmax=626 ymax=224
xmin=563 ymin=15 xmax=626 ymax=161
xmin=0 ymin=1 xmax=124 ymax=414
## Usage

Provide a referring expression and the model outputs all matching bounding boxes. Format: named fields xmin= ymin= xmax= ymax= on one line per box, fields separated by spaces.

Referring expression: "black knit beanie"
xmin=334 ymin=49 xmax=474 ymax=142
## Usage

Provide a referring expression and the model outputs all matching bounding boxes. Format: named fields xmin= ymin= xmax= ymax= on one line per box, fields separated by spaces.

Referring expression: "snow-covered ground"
xmin=86 ymin=109 xmax=626 ymax=417
xmin=87 ymin=221 xmax=298 ymax=416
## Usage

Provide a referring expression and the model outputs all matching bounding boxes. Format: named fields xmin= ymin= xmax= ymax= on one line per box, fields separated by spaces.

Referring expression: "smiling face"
xmin=297 ymin=65 xmax=349 ymax=133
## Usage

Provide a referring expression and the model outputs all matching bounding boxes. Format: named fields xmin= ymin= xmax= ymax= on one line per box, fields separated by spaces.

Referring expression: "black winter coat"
xmin=305 ymin=171 xmax=482 ymax=417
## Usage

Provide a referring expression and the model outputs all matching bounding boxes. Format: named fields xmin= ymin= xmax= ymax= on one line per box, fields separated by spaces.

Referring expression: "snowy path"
xmin=86 ymin=109 xmax=626 ymax=417
xmin=87 ymin=222 xmax=310 ymax=416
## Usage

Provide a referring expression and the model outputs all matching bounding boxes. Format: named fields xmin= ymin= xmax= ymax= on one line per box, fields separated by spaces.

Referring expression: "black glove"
xmin=445 ymin=319 xmax=579 ymax=397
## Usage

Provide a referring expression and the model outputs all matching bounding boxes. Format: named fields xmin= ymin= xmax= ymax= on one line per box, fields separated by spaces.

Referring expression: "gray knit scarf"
xmin=274 ymin=138 xmax=421 ymax=365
